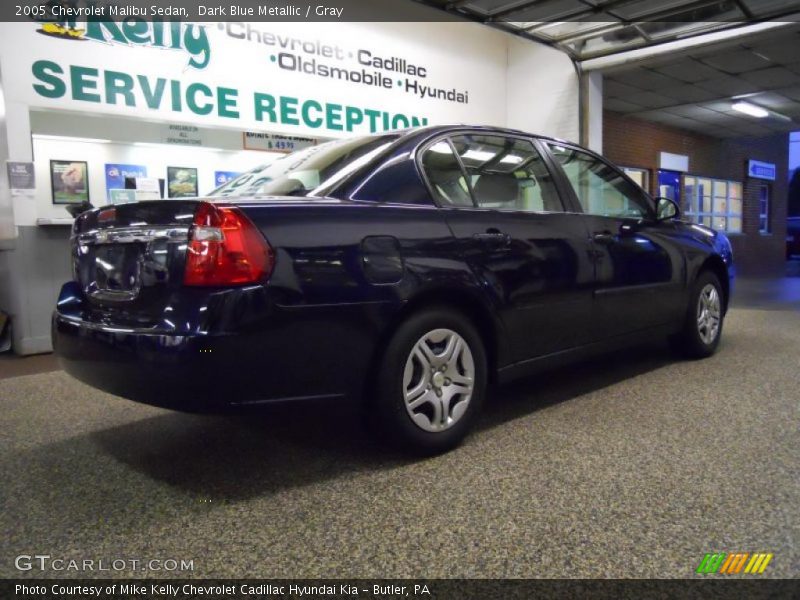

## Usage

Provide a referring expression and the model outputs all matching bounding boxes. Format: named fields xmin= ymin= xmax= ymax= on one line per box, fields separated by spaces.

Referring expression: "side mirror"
xmin=656 ymin=197 xmax=680 ymax=221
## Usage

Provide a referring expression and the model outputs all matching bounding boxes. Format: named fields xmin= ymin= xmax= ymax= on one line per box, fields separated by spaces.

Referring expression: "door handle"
xmin=592 ymin=230 xmax=616 ymax=244
xmin=474 ymin=229 xmax=511 ymax=247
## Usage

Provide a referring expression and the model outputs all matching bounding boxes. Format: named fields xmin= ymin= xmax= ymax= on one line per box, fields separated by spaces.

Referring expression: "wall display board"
xmin=162 ymin=124 xmax=206 ymax=147
xmin=243 ymin=132 xmax=318 ymax=153
xmin=108 ymin=189 xmax=136 ymax=204
xmin=50 ymin=160 xmax=89 ymax=204
xmin=133 ymin=177 xmax=164 ymax=200
xmin=167 ymin=167 xmax=199 ymax=198
xmin=105 ymin=163 xmax=148 ymax=200
xmin=7 ymin=161 xmax=36 ymax=194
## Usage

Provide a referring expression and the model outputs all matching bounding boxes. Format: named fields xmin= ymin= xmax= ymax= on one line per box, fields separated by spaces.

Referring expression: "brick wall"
xmin=603 ymin=111 xmax=789 ymax=277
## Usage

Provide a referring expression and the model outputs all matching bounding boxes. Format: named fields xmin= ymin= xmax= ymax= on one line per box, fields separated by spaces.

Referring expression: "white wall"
xmin=505 ymin=36 xmax=580 ymax=143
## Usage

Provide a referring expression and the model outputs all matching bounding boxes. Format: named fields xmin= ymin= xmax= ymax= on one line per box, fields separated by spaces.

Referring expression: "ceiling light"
xmin=732 ymin=101 xmax=769 ymax=119
xmin=462 ymin=150 xmax=497 ymax=162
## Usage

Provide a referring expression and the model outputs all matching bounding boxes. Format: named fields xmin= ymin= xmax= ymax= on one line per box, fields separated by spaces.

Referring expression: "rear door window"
xmin=420 ymin=140 xmax=473 ymax=207
xmin=450 ymin=134 xmax=564 ymax=213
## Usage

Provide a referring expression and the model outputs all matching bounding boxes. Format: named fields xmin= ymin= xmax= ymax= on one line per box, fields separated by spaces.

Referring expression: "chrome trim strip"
xmin=57 ymin=314 xmax=179 ymax=336
xmin=75 ymin=226 xmax=189 ymax=245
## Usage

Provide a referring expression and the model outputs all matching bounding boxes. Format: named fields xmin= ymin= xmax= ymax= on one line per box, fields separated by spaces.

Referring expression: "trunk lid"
xmin=71 ymin=201 xmax=200 ymax=322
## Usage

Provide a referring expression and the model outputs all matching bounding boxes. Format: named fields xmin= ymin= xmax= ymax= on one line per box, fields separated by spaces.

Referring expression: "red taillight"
xmin=97 ymin=207 xmax=116 ymax=223
xmin=184 ymin=202 xmax=274 ymax=286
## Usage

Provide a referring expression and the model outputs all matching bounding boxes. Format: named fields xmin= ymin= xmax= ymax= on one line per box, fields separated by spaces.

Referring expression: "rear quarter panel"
xmin=235 ymin=201 xmax=505 ymax=399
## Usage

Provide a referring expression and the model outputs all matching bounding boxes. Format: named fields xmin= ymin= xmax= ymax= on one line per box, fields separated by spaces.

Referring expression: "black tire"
xmin=373 ymin=307 xmax=487 ymax=455
xmin=672 ymin=270 xmax=725 ymax=359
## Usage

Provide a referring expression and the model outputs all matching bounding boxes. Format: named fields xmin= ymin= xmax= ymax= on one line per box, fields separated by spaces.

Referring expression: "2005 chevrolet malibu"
xmin=54 ymin=126 xmax=734 ymax=453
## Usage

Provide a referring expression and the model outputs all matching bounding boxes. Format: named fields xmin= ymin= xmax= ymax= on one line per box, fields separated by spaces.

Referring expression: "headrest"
xmin=473 ymin=173 xmax=519 ymax=204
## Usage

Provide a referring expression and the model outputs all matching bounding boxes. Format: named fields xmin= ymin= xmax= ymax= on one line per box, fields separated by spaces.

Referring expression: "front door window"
xmin=547 ymin=144 xmax=652 ymax=219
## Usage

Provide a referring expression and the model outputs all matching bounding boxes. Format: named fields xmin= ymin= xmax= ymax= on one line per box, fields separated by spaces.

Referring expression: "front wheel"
xmin=374 ymin=308 xmax=487 ymax=454
xmin=672 ymin=271 xmax=725 ymax=358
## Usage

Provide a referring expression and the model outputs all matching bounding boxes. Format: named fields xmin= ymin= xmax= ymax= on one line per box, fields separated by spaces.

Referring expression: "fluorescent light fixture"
xmin=428 ymin=142 xmax=453 ymax=154
xmin=32 ymin=134 xmax=112 ymax=144
xmin=462 ymin=150 xmax=497 ymax=162
xmin=732 ymin=101 xmax=769 ymax=118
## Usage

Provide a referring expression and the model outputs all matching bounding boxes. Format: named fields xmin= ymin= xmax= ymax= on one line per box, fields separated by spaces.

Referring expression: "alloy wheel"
xmin=402 ymin=328 xmax=475 ymax=433
xmin=697 ymin=283 xmax=721 ymax=345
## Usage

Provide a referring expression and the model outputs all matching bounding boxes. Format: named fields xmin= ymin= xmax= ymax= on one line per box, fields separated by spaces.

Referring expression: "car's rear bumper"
xmin=54 ymin=313 xmax=244 ymax=411
xmin=53 ymin=302 xmax=386 ymax=412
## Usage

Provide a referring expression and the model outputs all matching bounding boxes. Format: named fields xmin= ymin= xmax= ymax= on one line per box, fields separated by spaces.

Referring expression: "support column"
xmin=0 ymin=62 xmax=64 ymax=355
xmin=581 ymin=71 xmax=603 ymax=154
xmin=0 ymin=61 xmax=15 ymax=246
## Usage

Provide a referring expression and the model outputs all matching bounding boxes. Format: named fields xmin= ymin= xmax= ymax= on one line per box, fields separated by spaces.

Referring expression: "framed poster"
xmin=105 ymin=163 xmax=147 ymax=200
xmin=50 ymin=160 xmax=89 ymax=204
xmin=167 ymin=167 xmax=198 ymax=198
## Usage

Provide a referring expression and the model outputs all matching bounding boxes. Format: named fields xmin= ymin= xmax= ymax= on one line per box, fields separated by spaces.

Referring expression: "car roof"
xmin=390 ymin=124 xmax=575 ymax=147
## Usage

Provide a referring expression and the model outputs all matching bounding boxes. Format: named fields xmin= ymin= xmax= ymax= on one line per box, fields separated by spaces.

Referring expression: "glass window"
xmin=351 ymin=152 xmax=432 ymax=205
xmin=548 ymin=144 xmax=651 ymax=219
xmin=683 ymin=176 xmax=743 ymax=233
xmin=211 ymin=134 xmax=399 ymax=198
xmin=420 ymin=140 xmax=473 ymax=207
xmin=621 ymin=167 xmax=650 ymax=192
xmin=449 ymin=134 xmax=564 ymax=212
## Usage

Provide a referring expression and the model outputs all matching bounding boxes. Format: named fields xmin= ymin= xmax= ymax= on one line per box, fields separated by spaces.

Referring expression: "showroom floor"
xmin=1 ymin=274 xmax=798 ymax=579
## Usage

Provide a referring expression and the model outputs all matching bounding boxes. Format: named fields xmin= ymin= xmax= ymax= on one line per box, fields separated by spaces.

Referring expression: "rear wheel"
xmin=672 ymin=270 xmax=725 ymax=358
xmin=374 ymin=308 xmax=486 ymax=454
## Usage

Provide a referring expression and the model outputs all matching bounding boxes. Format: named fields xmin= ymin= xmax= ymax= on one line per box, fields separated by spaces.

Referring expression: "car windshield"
xmin=211 ymin=133 xmax=399 ymax=198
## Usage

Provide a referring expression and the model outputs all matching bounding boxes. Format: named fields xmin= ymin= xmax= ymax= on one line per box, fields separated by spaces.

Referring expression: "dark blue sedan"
xmin=53 ymin=126 xmax=734 ymax=453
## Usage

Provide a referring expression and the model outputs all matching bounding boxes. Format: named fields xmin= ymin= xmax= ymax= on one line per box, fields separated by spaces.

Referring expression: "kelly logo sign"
xmin=37 ymin=19 xmax=210 ymax=69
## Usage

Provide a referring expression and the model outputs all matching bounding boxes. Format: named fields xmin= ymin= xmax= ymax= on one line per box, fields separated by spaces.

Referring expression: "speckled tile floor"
xmin=0 ymin=307 xmax=797 ymax=579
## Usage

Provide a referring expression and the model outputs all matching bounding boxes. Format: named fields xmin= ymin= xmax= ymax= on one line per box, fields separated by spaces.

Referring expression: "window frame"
xmin=620 ymin=166 xmax=651 ymax=194
xmin=682 ymin=175 xmax=743 ymax=234
xmin=414 ymin=130 xmax=581 ymax=215
xmin=758 ymin=183 xmax=770 ymax=235
xmin=541 ymin=141 xmax=657 ymax=221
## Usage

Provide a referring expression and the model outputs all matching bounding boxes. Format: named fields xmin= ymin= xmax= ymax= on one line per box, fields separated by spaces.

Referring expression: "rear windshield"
xmin=211 ymin=134 xmax=399 ymax=198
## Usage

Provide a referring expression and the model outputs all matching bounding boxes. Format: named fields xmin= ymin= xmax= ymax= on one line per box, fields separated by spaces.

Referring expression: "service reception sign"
xmin=0 ymin=19 xmax=508 ymax=138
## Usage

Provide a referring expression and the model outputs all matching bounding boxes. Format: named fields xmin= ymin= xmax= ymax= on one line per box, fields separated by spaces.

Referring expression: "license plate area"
xmin=86 ymin=244 xmax=143 ymax=302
